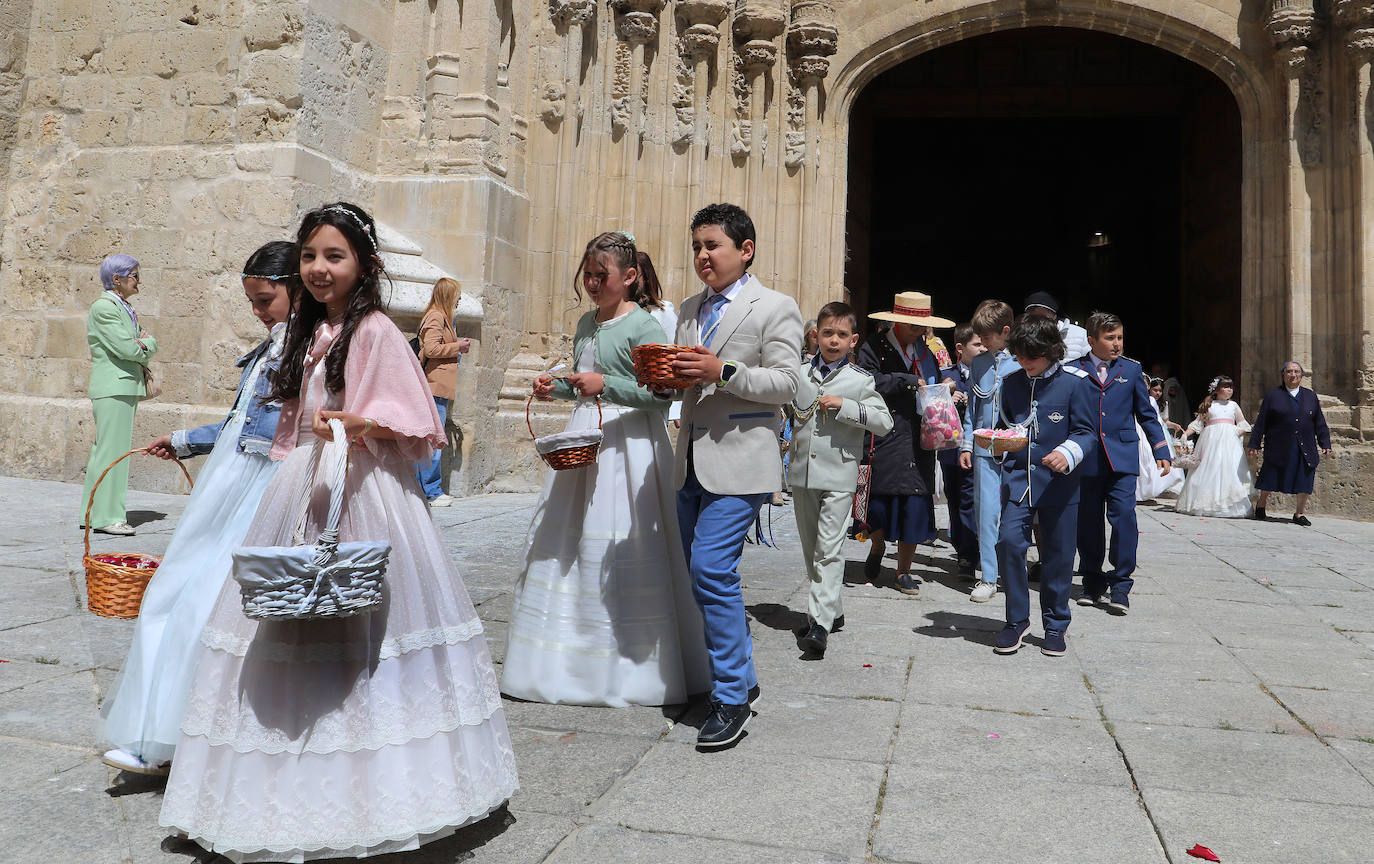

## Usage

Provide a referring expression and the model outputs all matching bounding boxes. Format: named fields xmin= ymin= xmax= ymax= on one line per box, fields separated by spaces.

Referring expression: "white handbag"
xmin=232 ymin=419 xmax=390 ymax=620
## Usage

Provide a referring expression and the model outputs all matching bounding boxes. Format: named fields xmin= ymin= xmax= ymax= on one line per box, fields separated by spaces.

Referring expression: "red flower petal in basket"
xmin=1186 ymin=844 xmax=1220 ymax=861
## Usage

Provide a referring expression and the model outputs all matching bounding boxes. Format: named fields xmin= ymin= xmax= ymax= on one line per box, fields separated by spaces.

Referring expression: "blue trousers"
xmin=997 ymin=497 xmax=1077 ymax=635
xmin=1076 ymin=472 xmax=1138 ymax=598
xmin=415 ymin=396 xmax=448 ymax=499
xmin=971 ymin=454 xmax=1002 ymax=585
xmin=677 ymin=466 xmax=765 ymax=705
xmin=941 ymin=458 xmax=978 ymax=567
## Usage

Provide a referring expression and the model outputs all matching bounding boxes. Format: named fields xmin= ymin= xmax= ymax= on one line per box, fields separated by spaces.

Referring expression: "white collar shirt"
xmin=696 ymin=272 xmax=750 ymax=329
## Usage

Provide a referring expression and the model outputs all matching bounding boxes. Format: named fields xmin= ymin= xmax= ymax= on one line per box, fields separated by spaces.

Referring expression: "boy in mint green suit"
xmin=81 ymin=255 xmax=156 ymax=534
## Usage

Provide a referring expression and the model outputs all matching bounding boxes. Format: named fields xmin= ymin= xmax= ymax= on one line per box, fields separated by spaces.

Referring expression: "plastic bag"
xmin=918 ymin=383 xmax=961 ymax=451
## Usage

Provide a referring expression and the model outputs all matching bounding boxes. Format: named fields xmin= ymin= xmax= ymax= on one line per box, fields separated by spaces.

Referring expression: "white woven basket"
xmin=232 ymin=419 xmax=390 ymax=620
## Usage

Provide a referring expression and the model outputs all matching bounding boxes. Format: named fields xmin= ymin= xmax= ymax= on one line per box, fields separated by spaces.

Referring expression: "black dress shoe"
xmin=1027 ymin=562 xmax=1042 ymax=583
xmin=830 ymin=615 xmax=845 ymax=633
xmin=1253 ymin=507 xmax=1266 ymax=520
xmin=799 ymin=622 xmax=828 ymax=657
xmin=697 ymin=701 xmax=751 ymax=749
xmin=1293 ymin=514 xmax=1312 ymax=527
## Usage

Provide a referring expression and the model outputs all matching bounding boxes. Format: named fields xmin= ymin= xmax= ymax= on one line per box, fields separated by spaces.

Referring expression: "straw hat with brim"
xmin=868 ymin=291 xmax=956 ymax=328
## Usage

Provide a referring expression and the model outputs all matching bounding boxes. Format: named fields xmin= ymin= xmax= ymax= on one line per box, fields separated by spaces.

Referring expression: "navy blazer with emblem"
xmin=1069 ymin=354 xmax=1169 ymax=477
xmin=998 ymin=363 xmax=1098 ymax=508
xmin=1248 ymin=385 xmax=1331 ymax=469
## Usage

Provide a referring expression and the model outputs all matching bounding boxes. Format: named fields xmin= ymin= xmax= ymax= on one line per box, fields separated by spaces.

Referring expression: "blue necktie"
xmin=700 ymin=292 xmax=728 ymax=346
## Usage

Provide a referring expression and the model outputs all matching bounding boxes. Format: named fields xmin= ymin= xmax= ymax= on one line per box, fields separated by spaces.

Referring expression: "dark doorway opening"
xmin=845 ymin=27 xmax=1242 ymax=400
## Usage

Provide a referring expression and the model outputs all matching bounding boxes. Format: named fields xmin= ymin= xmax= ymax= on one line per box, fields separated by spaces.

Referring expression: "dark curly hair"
xmin=690 ymin=203 xmax=756 ymax=270
xmin=1007 ymin=315 xmax=1066 ymax=364
xmin=270 ymin=202 xmax=385 ymax=401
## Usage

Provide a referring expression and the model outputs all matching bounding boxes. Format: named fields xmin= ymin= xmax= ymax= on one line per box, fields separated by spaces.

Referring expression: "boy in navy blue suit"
xmin=1069 ymin=311 xmax=1171 ymax=615
xmin=993 ymin=316 xmax=1097 ymax=657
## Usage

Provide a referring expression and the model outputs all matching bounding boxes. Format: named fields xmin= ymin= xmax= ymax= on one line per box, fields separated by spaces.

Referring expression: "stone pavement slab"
xmin=3 ymin=475 xmax=1374 ymax=863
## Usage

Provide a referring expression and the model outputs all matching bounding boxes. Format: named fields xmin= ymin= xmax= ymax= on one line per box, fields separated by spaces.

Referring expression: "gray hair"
xmin=99 ymin=254 xmax=139 ymax=291
xmin=1282 ymin=360 xmax=1305 ymax=377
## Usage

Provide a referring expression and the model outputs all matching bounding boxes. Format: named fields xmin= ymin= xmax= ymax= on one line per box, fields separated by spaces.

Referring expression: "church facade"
xmin=1 ymin=0 xmax=1371 ymax=516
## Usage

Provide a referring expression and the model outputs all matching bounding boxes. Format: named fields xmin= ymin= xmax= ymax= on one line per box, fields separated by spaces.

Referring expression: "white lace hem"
xmin=199 ymin=619 xmax=484 ymax=662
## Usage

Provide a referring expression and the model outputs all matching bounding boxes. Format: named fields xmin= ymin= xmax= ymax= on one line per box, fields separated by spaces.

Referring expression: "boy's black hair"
xmin=1086 ymin=310 xmax=1123 ymax=338
xmin=690 ymin=203 xmax=756 ymax=270
xmin=1007 ymin=315 xmax=1066 ymax=364
xmin=816 ymin=300 xmax=857 ymax=331
xmin=953 ymin=323 xmax=975 ymax=349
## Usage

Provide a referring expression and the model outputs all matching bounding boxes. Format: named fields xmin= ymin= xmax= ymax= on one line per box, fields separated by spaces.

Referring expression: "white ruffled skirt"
xmin=1176 ymin=424 xmax=1254 ymax=518
xmin=159 ymin=437 xmax=518 ymax=862
xmin=501 ymin=400 xmax=709 ymax=707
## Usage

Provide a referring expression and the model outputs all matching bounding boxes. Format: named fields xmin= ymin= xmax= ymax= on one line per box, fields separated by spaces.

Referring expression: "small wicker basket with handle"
xmin=83 ymin=449 xmax=194 ymax=619
xmin=527 ymin=383 xmax=603 ymax=470
xmin=630 ymin=343 xmax=695 ymax=391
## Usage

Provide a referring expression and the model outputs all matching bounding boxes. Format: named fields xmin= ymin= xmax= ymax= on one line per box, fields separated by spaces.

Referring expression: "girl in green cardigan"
xmin=503 ymin=233 xmax=709 ymax=707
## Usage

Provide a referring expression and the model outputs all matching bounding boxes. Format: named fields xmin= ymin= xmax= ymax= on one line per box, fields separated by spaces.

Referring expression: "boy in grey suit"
xmin=665 ymin=203 xmax=803 ymax=749
xmin=788 ymin=303 xmax=893 ymax=658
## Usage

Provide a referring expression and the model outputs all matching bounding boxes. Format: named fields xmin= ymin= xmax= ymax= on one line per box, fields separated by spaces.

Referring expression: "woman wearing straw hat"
xmin=857 ymin=291 xmax=957 ymax=595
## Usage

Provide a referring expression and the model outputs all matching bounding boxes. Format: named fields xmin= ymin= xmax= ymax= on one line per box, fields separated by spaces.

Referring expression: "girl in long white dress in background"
xmin=502 ymin=232 xmax=708 ymax=707
xmin=100 ymin=242 xmax=294 ymax=776
xmin=160 ymin=203 xmax=517 ymax=862
xmin=1136 ymin=377 xmax=1184 ymax=501
xmin=1175 ymin=375 xmax=1255 ymax=518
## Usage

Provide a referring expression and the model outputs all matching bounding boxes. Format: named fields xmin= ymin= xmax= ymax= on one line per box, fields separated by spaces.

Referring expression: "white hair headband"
xmin=321 ymin=205 xmax=375 ymax=244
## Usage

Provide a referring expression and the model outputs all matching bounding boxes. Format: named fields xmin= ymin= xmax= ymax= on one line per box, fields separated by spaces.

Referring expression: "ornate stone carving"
xmin=673 ymin=0 xmax=730 ymax=146
xmin=1265 ymin=0 xmax=1318 ymax=69
xmin=733 ymin=0 xmax=786 ymax=41
xmin=738 ymin=39 xmax=778 ymax=70
xmin=1335 ymin=0 xmax=1374 ymax=59
xmin=785 ymin=0 xmax=837 ymax=65
xmin=681 ymin=23 xmax=723 ymax=57
xmin=538 ymin=82 xmax=566 ymax=125
xmin=610 ymin=39 xmax=635 ymax=136
xmin=1297 ymin=53 xmax=1325 ymax=166
xmin=550 ymin=0 xmax=596 ymax=27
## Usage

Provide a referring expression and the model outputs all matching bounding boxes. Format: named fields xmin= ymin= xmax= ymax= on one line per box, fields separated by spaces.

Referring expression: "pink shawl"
xmin=270 ymin=310 xmax=444 ymax=463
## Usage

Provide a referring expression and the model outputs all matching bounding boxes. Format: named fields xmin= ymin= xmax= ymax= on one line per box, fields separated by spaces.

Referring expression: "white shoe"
xmin=970 ymin=581 xmax=997 ymax=603
xmin=93 ymin=521 xmax=135 ymax=536
xmin=428 ymin=494 xmax=454 ymax=508
xmin=100 ymin=748 xmax=169 ymax=775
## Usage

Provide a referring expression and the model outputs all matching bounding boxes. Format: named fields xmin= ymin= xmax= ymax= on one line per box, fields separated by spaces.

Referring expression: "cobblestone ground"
xmin=3 ymin=474 xmax=1374 ymax=863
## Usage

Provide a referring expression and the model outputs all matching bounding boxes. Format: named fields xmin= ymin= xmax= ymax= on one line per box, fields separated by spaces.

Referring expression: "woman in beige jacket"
xmin=414 ymin=278 xmax=470 ymax=505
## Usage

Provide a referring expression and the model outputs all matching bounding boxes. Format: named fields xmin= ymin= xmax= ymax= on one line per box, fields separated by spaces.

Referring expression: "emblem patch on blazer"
xmin=1047 ymin=411 xmax=1065 ymax=423
xmin=1114 ymin=376 xmax=1128 ymax=384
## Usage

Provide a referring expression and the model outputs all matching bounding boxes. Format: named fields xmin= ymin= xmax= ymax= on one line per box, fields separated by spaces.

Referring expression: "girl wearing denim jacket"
xmin=99 ymin=241 xmax=295 ymax=776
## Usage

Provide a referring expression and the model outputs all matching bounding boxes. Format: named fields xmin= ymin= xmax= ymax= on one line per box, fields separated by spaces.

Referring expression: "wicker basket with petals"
xmin=631 ymin=343 xmax=695 ymax=391
xmin=83 ymin=449 xmax=193 ymax=619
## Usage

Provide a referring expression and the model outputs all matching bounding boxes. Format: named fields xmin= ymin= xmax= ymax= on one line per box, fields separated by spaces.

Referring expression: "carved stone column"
xmin=784 ymin=0 xmax=837 ymax=170
xmin=1336 ymin=0 xmax=1374 ymax=416
xmin=675 ymin=0 xmax=730 ymax=148
xmin=609 ymin=1 xmax=666 ymax=137
xmin=731 ymin=0 xmax=785 ymax=161
xmin=1267 ymin=0 xmax=1320 ymax=384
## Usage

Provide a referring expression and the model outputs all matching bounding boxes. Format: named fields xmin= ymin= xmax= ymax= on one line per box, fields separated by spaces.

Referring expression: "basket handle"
xmin=84 ymin=449 xmax=194 ymax=558
xmin=309 ymin=418 xmax=352 ymax=566
xmin=525 ymin=377 xmax=602 ymax=441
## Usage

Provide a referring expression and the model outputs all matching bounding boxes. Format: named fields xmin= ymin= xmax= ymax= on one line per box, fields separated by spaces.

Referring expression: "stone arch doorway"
xmin=844 ymin=27 xmax=1243 ymax=400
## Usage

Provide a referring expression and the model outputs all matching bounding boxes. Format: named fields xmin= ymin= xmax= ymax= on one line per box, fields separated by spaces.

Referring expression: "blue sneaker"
xmin=1105 ymin=593 xmax=1130 ymax=616
xmin=1041 ymin=631 xmax=1067 ymax=657
xmin=994 ymin=621 xmax=1030 ymax=655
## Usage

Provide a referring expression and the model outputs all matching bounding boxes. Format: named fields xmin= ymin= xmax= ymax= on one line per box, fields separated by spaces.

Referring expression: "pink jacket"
xmin=270 ymin=310 xmax=444 ymax=463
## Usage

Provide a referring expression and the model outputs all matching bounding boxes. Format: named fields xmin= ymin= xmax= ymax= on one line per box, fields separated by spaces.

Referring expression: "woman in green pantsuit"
xmin=81 ymin=254 xmax=156 ymax=536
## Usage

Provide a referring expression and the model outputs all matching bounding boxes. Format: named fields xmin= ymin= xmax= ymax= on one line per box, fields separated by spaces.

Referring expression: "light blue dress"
xmin=100 ymin=342 xmax=282 ymax=764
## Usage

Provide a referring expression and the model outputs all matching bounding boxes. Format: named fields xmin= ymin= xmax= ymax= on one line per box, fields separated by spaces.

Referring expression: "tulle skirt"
xmin=1176 ymin=424 xmax=1254 ymax=518
xmin=100 ymin=411 xmax=279 ymax=764
xmin=502 ymin=400 xmax=709 ymax=707
xmin=159 ymin=437 xmax=518 ymax=862
xmin=1135 ymin=421 xmax=1183 ymax=501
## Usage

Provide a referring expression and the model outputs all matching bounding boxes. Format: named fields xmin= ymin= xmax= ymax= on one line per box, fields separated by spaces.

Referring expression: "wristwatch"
xmin=719 ymin=361 xmax=738 ymax=386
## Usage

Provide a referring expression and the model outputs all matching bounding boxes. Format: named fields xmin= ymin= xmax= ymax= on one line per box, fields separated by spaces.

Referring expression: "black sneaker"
xmin=994 ymin=621 xmax=1030 ymax=655
xmin=864 ymin=554 xmax=882 ymax=583
xmin=1041 ymin=631 xmax=1067 ymax=657
xmin=747 ymin=684 xmax=761 ymax=707
xmin=798 ymin=622 xmax=828 ymax=658
xmin=1105 ymin=594 xmax=1130 ymax=616
xmin=1027 ymin=562 xmax=1042 ymax=583
xmin=895 ymin=574 xmax=921 ymax=596
xmin=697 ymin=701 xmax=751 ymax=749
xmin=829 ymin=615 xmax=845 ymax=633
xmin=1293 ymin=514 xmax=1312 ymax=527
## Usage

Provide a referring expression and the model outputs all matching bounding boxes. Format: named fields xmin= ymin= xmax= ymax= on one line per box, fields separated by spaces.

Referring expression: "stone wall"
xmin=0 ymin=0 xmax=1372 ymax=517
